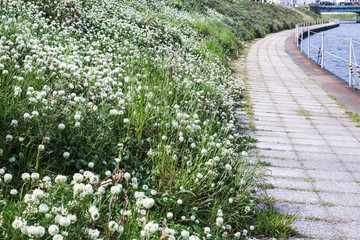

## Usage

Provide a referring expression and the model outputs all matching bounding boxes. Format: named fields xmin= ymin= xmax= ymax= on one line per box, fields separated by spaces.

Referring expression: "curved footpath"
xmin=239 ymin=28 xmax=360 ymax=239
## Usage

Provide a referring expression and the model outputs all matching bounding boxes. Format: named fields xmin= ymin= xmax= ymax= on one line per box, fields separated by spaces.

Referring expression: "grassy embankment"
xmin=0 ymin=0 xmax=308 ymax=239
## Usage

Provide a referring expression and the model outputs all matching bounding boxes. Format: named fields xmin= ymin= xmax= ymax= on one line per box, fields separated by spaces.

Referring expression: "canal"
xmin=303 ymin=21 xmax=360 ymax=87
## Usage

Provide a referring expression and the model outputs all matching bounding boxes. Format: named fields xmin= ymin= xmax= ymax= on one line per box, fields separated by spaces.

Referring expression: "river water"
xmin=302 ymin=22 xmax=360 ymax=87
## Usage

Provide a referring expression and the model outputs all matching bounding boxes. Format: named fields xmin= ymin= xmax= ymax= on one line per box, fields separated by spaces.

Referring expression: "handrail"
xmin=295 ymin=21 xmax=360 ymax=88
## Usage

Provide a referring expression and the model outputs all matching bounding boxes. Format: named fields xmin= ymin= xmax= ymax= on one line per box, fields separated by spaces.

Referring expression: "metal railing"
xmin=295 ymin=21 xmax=360 ymax=88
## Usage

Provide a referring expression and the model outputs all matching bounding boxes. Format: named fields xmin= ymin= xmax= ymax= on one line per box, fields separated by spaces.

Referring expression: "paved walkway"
xmin=241 ymin=29 xmax=360 ymax=239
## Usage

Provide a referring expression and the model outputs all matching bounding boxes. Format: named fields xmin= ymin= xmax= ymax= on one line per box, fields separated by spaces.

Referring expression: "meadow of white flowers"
xmin=0 ymin=0 xmax=297 ymax=239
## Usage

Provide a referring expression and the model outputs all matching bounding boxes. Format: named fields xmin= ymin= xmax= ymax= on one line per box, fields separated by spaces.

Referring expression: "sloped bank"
xmin=0 ymin=0 xmax=310 ymax=239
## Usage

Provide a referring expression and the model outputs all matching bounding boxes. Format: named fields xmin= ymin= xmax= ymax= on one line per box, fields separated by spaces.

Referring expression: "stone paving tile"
xmin=256 ymin=142 xmax=294 ymax=151
xmin=336 ymin=221 xmax=360 ymax=239
xmin=331 ymin=146 xmax=360 ymax=155
xmin=291 ymin=138 xmax=327 ymax=146
xmin=337 ymin=154 xmax=360 ymax=162
xmin=265 ymin=177 xmax=313 ymax=190
xmin=326 ymin=206 xmax=360 ymax=222
xmin=291 ymin=220 xmax=339 ymax=239
xmin=264 ymin=158 xmax=303 ymax=168
xmin=293 ymin=145 xmax=333 ymax=154
xmin=288 ymin=132 xmax=324 ymax=140
xmin=267 ymin=189 xmax=320 ymax=203
xmin=343 ymin=162 xmax=360 ymax=172
xmin=266 ymin=167 xmax=308 ymax=179
xmin=313 ymin=180 xmax=360 ymax=193
xmin=296 ymin=152 xmax=338 ymax=161
xmin=255 ymin=136 xmax=292 ymax=144
xmin=274 ymin=202 xmax=330 ymax=219
xmin=326 ymin=140 xmax=360 ymax=148
xmin=302 ymin=160 xmax=346 ymax=171
xmin=306 ymin=170 xmax=354 ymax=181
xmin=318 ymin=192 xmax=360 ymax=207
xmin=255 ymin=149 xmax=299 ymax=159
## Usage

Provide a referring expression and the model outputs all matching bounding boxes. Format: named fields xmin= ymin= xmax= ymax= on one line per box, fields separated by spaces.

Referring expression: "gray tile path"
xmin=239 ymin=29 xmax=360 ymax=239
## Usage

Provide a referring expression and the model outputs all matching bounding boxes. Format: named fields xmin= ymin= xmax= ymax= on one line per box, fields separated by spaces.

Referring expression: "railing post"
xmin=308 ymin=27 xmax=310 ymax=59
xmin=321 ymin=33 xmax=324 ymax=69
xmin=301 ymin=25 xmax=304 ymax=52
xmin=349 ymin=38 xmax=352 ymax=87
xmin=296 ymin=24 xmax=299 ymax=46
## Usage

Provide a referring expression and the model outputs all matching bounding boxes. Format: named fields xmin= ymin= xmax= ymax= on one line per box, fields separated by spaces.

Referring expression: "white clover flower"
xmin=48 ymin=225 xmax=59 ymax=236
xmin=43 ymin=176 xmax=51 ymax=182
xmin=88 ymin=162 xmax=94 ymax=168
xmin=143 ymin=221 xmax=159 ymax=235
xmin=225 ymin=164 xmax=232 ymax=171
xmin=216 ymin=217 xmax=224 ymax=226
xmin=12 ymin=218 xmax=24 ymax=229
xmin=189 ymin=236 xmax=200 ymax=240
xmin=201 ymin=148 xmax=207 ymax=155
xmin=33 ymin=188 xmax=44 ymax=199
xmin=124 ymin=118 xmax=129 ymax=123
xmin=88 ymin=228 xmax=100 ymax=238
xmin=32 ymin=111 xmax=39 ymax=117
xmin=21 ymin=226 xmax=29 ymax=235
xmin=28 ymin=225 xmax=45 ymax=238
xmin=53 ymin=234 xmax=63 ymax=240
xmin=166 ymin=212 xmax=173 ymax=219
xmin=150 ymin=189 xmax=157 ymax=195
xmin=58 ymin=123 xmax=65 ymax=130
xmin=177 ymin=199 xmax=183 ymax=205
xmin=38 ymin=144 xmax=45 ymax=151
xmin=204 ymin=227 xmax=211 ymax=234
xmin=89 ymin=206 xmax=99 ymax=214
xmin=105 ymin=170 xmax=111 ymax=176
xmin=31 ymin=172 xmax=40 ymax=180
xmin=96 ymin=186 xmax=105 ymax=195
xmin=73 ymin=173 xmax=83 ymax=183
xmin=250 ymin=225 xmax=255 ymax=231
xmin=141 ymin=197 xmax=155 ymax=209
xmin=19 ymin=137 xmax=24 ymax=142
xmin=63 ymin=152 xmax=70 ymax=159
xmin=59 ymin=216 xmax=71 ymax=227
xmin=229 ymin=198 xmax=233 ymax=204
xmin=110 ymin=185 xmax=122 ymax=195
xmin=85 ymin=184 xmax=94 ymax=195
xmin=74 ymin=114 xmax=81 ymax=120
xmin=4 ymin=173 xmax=12 ymax=183
xmin=109 ymin=109 xmax=119 ymax=115
xmin=55 ymin=175 xmax=67 ymax=183
xmin=108 ymin=221 xmax=118 ymax=231
xmin=234 ymin=232 xmax=241 ymax=238
xmin=142 ymin=185 xmax=148 ymax=191
xmin=181 ymin=230 xmax=189 ymax=237
xmin=10 ymin=189 xmax=18 ymax=195
xmin=39 ymin=203 xmax=49 ymax=213
xmin=75 ymin=121 xmax=81 ymax=127
xmin=11 ymin=119 xmax=18 ymax=127
xmin=190 ymin=215 xmax=196 ymax=221
xmin=123 ymin=172 xmax=131 ymax=180
xmin=68 ymin=214 xmax=77 ymax=223
xmin=5 ymin=135 xmax=13 ymax=142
